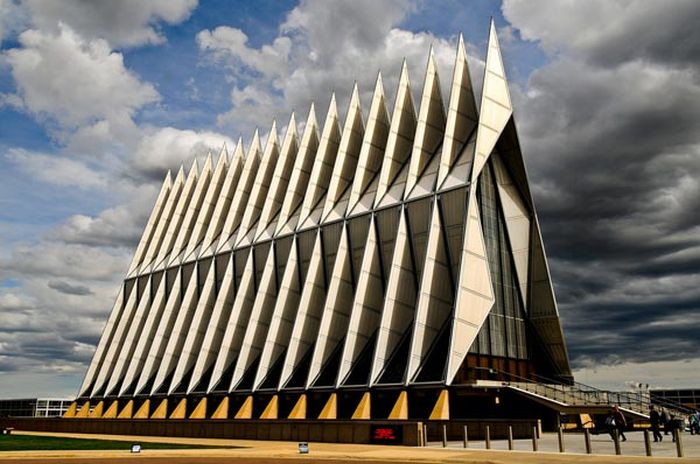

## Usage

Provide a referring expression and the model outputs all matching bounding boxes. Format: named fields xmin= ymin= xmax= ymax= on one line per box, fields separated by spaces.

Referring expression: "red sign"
xmin=370 ymin=424 xmax=402 ymax=444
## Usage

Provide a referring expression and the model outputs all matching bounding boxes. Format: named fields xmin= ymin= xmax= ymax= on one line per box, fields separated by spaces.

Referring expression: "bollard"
xmin=442 ymin=424 xmax=447 ymax=448
xmin=507 ymin=425 xmax=514 ymax=450
xmin=485 ymin=425 xmax=491 ymax=450
xmin=584 ymin=428 xmax=592 ymax=454
xmin=532 ymin=426 xmax=538 ymax=452
xmin=675 ymin=429 xmax=684 ymax=458
xmin=613 ymin=429 xmax=621 ymax=456
xmin=423 ymin=424 xmax=428 ymax=447
xmin=462 ymin=425 xmax=468 ymax=448
xmin=643 ymin=430 xmax=652 ymax=457
xmin=557 ymin=426 xmax=565 ymax=453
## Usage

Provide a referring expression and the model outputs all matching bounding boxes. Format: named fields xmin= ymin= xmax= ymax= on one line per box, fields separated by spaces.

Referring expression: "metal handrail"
xmin=478 ymin=366 xmax=693 ymax=416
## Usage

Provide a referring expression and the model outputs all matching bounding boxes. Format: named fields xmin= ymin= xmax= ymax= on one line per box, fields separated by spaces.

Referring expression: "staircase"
xmin=472 ymin=370 xmax=692 ymax=421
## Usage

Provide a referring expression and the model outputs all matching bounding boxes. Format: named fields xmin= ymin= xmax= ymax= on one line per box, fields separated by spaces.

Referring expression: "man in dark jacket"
xmin=612 ymin=405 xmax=627 ymax=441
xmin=650 ymin=405 xmax=662 ymax=442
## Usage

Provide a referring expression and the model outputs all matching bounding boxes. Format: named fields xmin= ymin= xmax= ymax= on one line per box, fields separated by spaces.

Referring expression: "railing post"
xmin=442 ymin=423 xmax=447 ymax=448
xmin=485 ymin=425 xmax=491 ymax=449
xmin=423 ymin=424 xmax=428 ymax=447
xmin=507 ymin=425 xmax=514 ymax=450
xmin=643 ymin=429 xmax=652 ymax=457
xmin=613 ymin=429 xmax=621 ymax=455
xmin=675 ymin=429 xmax=684 ymax=458
xmin=532 ymin=426 xmax=538 ymax=452
xmin=557 ymin=426 xmax=565 ymax=453
xmin=584 ymin=428 xmax=592 ymax=454
xmin=462 ymin=425 xmax=468 ymax=448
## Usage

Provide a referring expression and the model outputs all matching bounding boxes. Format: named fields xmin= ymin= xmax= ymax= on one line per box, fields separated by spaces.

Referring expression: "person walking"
xmin=650 ymin=405 xmax=663 ymax=442
xmin=662 ymin=408 xmax=671 ymax=436
xmin=689 ymin=411 xmax=699 ymax=435
xmin=612 ymin=405 xmax=627 ymax=441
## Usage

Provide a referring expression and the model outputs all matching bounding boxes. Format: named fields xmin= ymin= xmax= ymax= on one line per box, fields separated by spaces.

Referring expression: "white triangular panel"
xmin=471 ymin=20 xmax=513 ymax=182
xmin=80 ymin=287 xmax=124 ymax=396
xmin=236 ymin=122 xmax=279 ymax=247
xmin=445 ymin=191 xmax=495 ymax=384
xmin=369 ymin=210 xmax=414 ymax=385
xmin=306 ymin=227 xmax=353 ymax=388
xmin=298 ymin=96 xmax=341 ymax=228
xmin=163 ymin=260 xmax=217 ymax=394
xmin=153 ymin=160 xmax=199 ymax=271
xmin=118 ymin=274 xmax=168 ymax=396
xmin=134 ymin=268 xmax=185 ymax=395
xmin=230 ymin=240 xmax=291 ymax=390
xmin=406 ymin=199 xmax=454 ymax=382
xmin=375 ymin=61 xmax=416 ymax=205
xmin=137 ymin=167 xmax=185 ymax=274
xmin=257 ymin=114 xmax=299 ymax=241
xmin=253 ymin=239 xmax=303 ymax=390
xmin=348 ymin=74 xmax=390 ymax=214
xmin=90 ymin=281 xmax=139 ymax=396
xmin=126 ymin=172 xmax=172 ymax=277
xmin=278 ymin=231 xmax=326 ymax=388
xmin=321 ymin=85 xmax=365 ymax=222
xmin=276 ymin=105 xmax=320 ymax=236
xmin=438 ymin=34 xmax=478 ymax=187
xmin=405 ymin=48 xmax=446 ymax=196
xmin=150 ymin=264 xmax=203 ymax=395
xmin=493 ymin=153 xmax=530 ymax=303
xmin=168 ymin=155 xmax=213 ymax=266
xmin=186 ymin=253 xmax=236 ymax=393
xmin=207 ymin=250 xmax=261 ymax=392
xmin=337 ymin=217 xmax=383 ymax=386
xmin=216 ymin=131 xmax=262 ymax=252
xmin=104 ymin=278 xmax=153 ymax=395
xmin=200 ymin=140 xmax=244 ymax=256
xmin=184 ymin=149 xmax=228 ymax=260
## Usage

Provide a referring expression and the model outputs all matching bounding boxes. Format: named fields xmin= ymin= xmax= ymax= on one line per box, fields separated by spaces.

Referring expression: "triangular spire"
xmin=321 ymin=83 xmax=365 ymax=222
xmin=375 ymin=59 xmax=417 ymax=206
xmin=199 ymin=137 xmax=245 ymax=256
xmin=215 ymin=129 xmax=262 ymax=252
xmin=236 ymin=120 xmax=280 ymax=247
xmin=348 ymin=72 xmax=390 ymax=214
xmin=152 ymin=160 xmax=199 ymax=270
xmin=438 ymin=33 xmax=478 ymax=187
xmin=168 ymin=153 xmax=213 ymax=266
xmin=126 ymin=170 xmax=172 ymax=277
xmin=256 ymin=112 xmax=299 ymax=241
xmin=298 ymin=94 xmax=341 ymax=228
xmin=276 ymin=103 xmax=320 ymax=235
xmin=136 ymin=166 xmax=185 ymax=274
xmin=184 ymin=146 xmax=230 ymax=260
xmin=471 ymin=20 xmax=512 ymax=182
xmin=405 ymin=47 xmax=446 ymax=196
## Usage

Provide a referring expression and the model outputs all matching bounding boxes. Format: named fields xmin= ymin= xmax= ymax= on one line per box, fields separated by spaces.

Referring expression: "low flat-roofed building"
xmin=652 ymin=389 xmax=700 ymax=411
xmin=0 ymin=398 xmax=74 ymax=418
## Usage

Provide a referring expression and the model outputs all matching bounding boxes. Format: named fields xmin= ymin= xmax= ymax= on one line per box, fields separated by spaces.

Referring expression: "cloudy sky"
xmin=0 ymin=0 xmax=699 ymax=398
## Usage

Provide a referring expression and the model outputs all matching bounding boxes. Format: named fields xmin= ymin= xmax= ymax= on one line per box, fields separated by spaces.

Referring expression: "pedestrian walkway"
xmin=428 ymin=430 xmax=700 ymax=458
xmin=1 ymin=430 xmax=699 ymax=463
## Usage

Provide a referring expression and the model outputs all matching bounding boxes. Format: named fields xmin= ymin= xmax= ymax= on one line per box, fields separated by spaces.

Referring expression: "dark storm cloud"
xmin=503 ymin=1 xmax=700 ymax=370
xmin=48 ymin=279 xmax=93 ymax=296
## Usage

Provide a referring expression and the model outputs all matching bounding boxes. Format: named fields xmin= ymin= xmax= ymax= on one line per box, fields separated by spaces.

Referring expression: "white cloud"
xmin=4 ymin=24 xmax=159 ymax=129
xmin=0 ymin=0 xmax=29 ymax=45
xmin=24 ymin=0 xmax=198 ymax=47
xmin=197 ymin=0 xmax=474 ymax=134
xmin=6 ymin=148 xmax=108 ymax=189
xmin=502 ymin=0 xmax=700 ymax=66
xmin=132 ymin=126 xmax=235 ymax=177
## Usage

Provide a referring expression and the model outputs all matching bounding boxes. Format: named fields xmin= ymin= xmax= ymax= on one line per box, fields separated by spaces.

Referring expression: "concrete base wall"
xmin=0 ymin=417 xmax=422 ymax=446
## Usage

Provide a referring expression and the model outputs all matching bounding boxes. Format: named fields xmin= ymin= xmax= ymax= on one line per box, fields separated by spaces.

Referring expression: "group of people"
xmin=649 ymin=405 xmax=700 ymax=442
xmin=607 ymin=405 xmax=700 ymax=443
